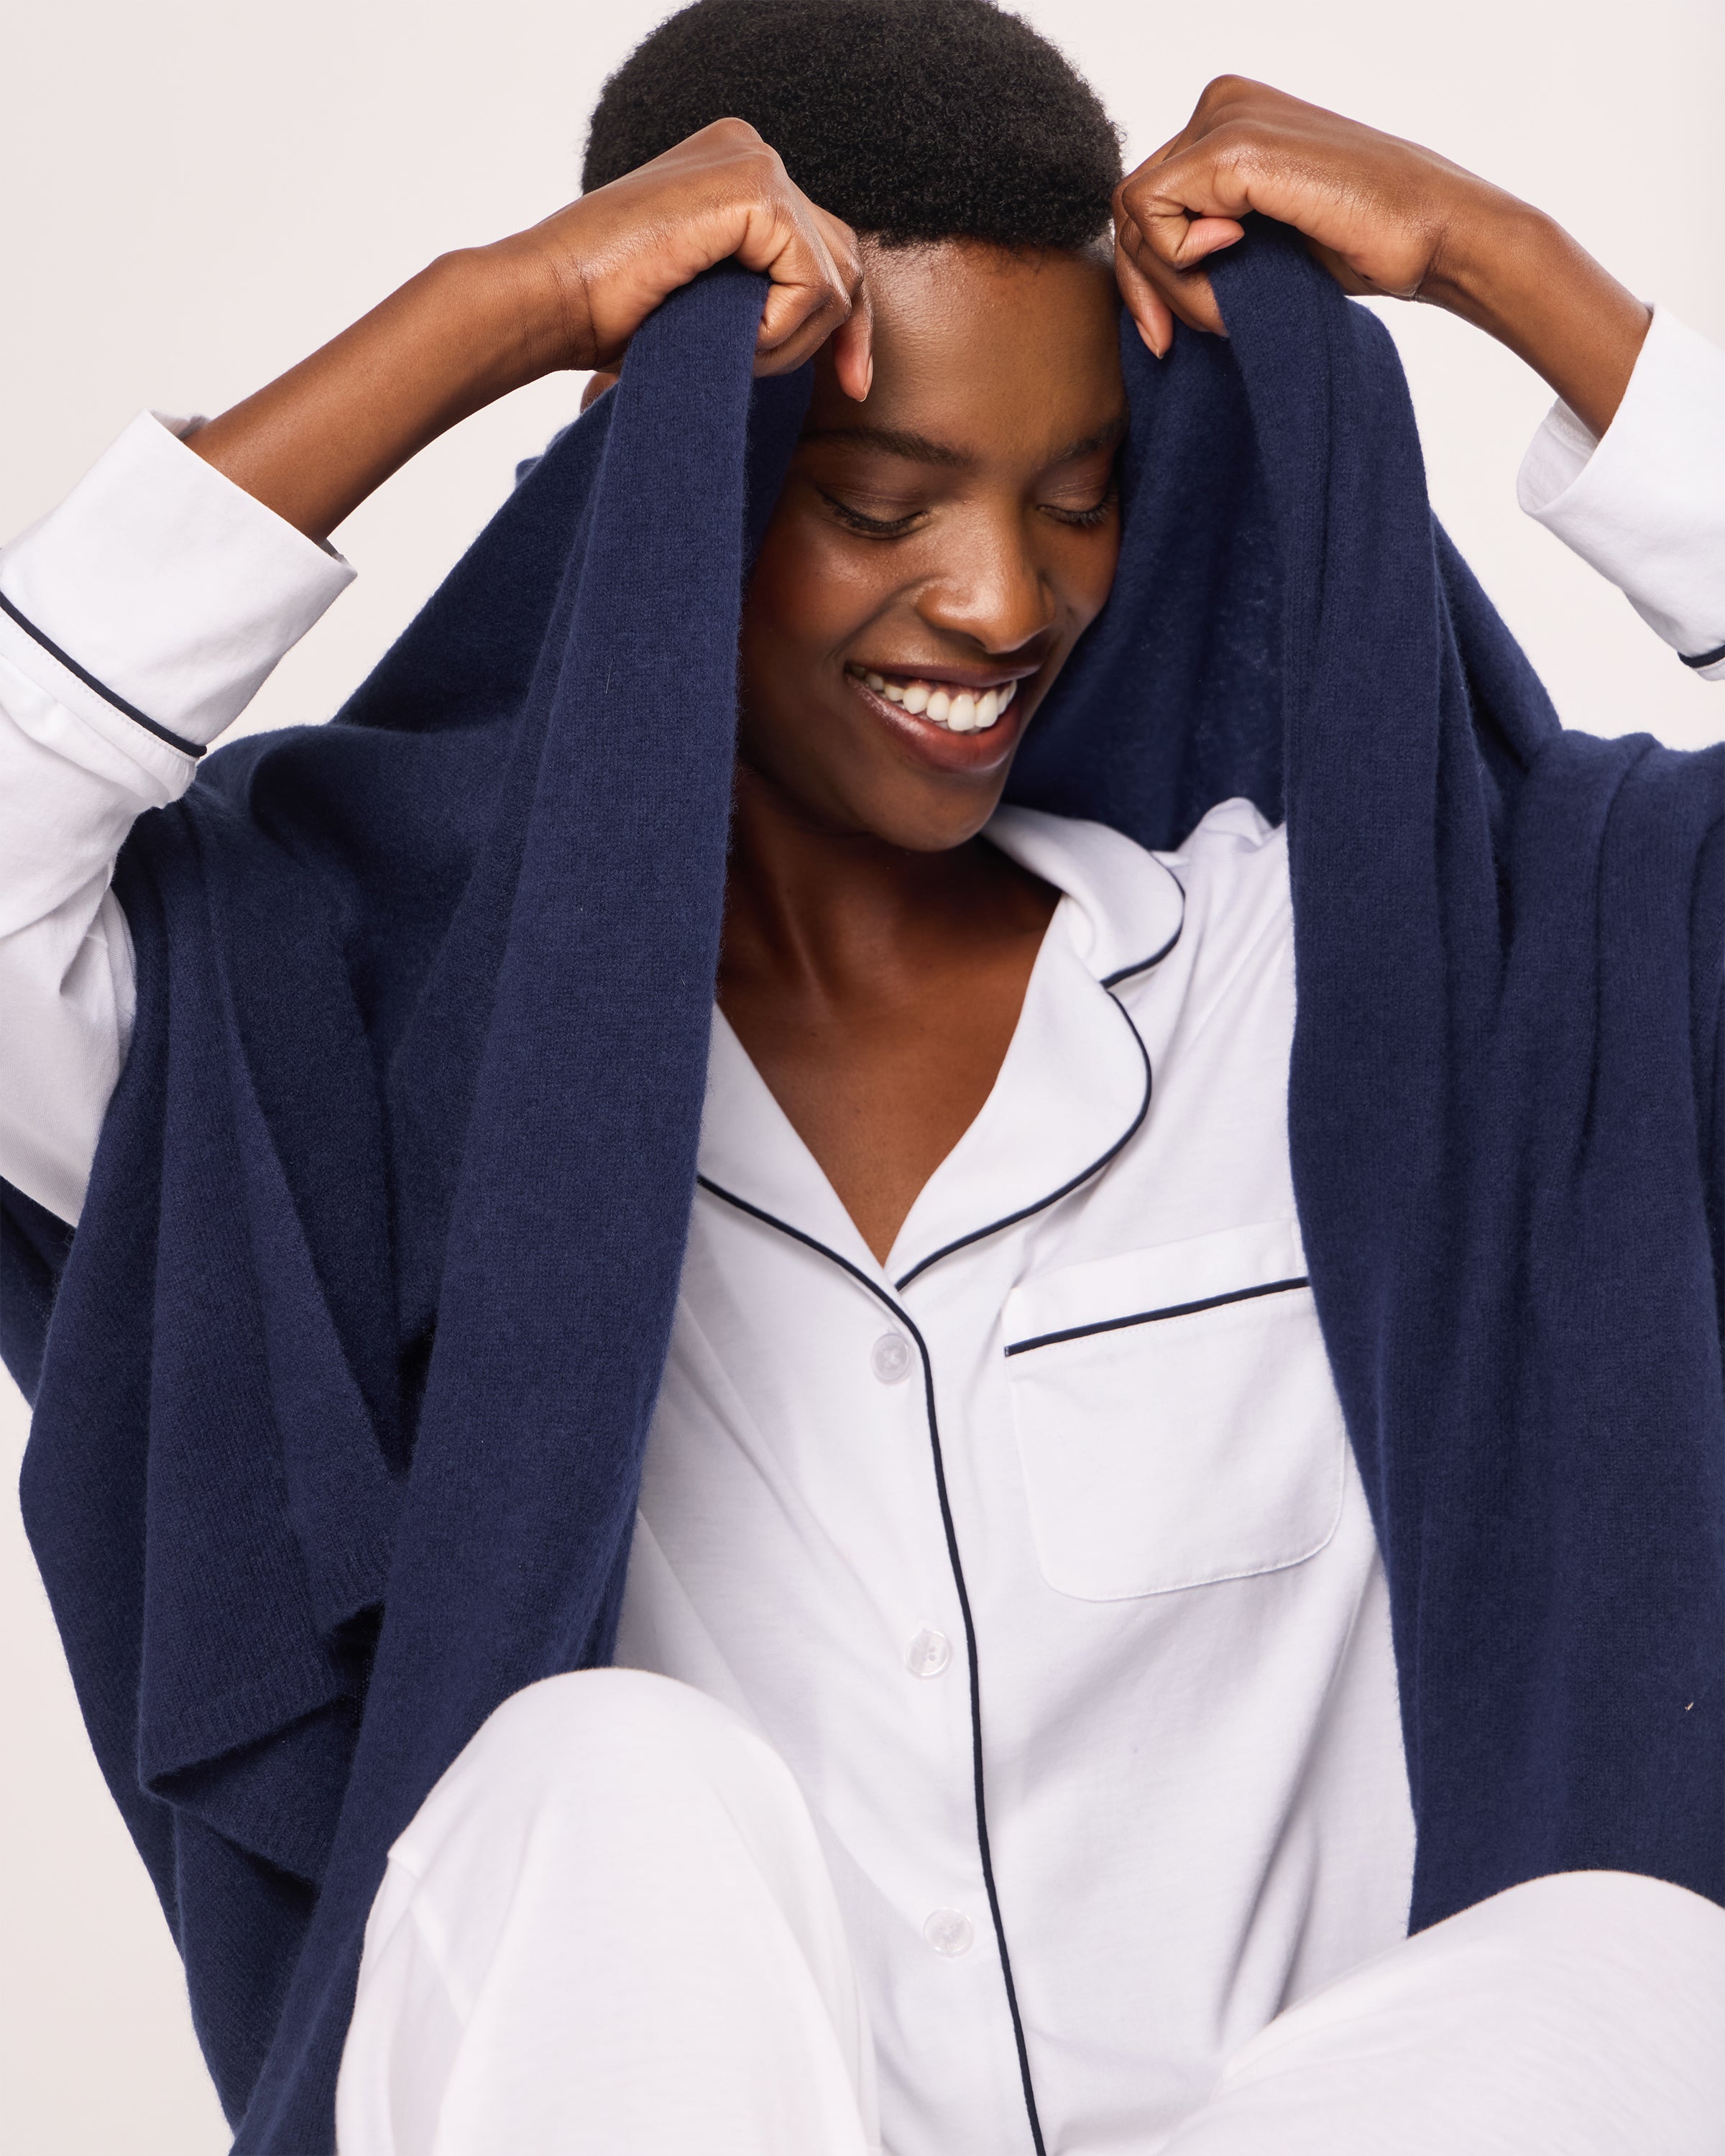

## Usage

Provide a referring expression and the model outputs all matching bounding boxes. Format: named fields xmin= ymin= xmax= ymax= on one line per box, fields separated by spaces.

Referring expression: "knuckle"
xmin=1113 ymin=175 xmax=1148 ymax=225
xmin=753 ymin=149 xmax=795 ymax=203
xmin=1207 ymin=118 xmax=1264 ymax=169
xmin=1200 ymin=72 xmax=1256 ymax=109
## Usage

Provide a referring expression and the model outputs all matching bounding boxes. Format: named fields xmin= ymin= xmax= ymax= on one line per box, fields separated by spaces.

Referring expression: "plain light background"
xmin=2 ymin=0 xmax=1721 ymax=2147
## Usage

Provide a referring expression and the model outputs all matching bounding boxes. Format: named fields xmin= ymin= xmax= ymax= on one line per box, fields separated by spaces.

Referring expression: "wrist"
xmin=420 ymin=239 xmax=584 ymax=406
xmin=1417 ymin=193 xmax=1650 ymax=438
xmin=1417 ymin=186 xmax=1551 ymax=328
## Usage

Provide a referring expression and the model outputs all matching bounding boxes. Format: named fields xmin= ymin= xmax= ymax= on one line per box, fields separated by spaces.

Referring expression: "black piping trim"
xmin=0 ymin=589 xmax=205 ymax=758
xmin=891 ymin=1005 xmax=1148 ymax=1293
xmin=893 ymin=989 xmax=1160 ymax=1295
xmin=1100 ymin=880 xmax=1186 ymax=990
xmin=889 ymin=888 xmax=1184 ymax=1294
xmin=1681 ymin=640 xmax=1725 ymax=673
xmin=695 ymin=1172 xmax=1050 ymax=2156
xmin=1006 ymin=1274 xmax=1310 ymax=1357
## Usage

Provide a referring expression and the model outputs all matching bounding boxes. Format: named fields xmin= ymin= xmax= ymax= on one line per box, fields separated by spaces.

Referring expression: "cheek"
xmin=744 ymin=512 xmax=882 ymax=665
xmin=1057 ymin=525 xmax=1123 ymax=641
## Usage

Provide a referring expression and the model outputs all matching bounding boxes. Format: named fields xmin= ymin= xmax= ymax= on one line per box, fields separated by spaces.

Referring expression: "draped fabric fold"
xmin=3 ymin=229 xmax=1723 ymax=2150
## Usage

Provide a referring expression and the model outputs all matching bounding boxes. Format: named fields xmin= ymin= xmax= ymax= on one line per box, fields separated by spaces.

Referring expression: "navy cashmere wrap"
xmin=4 ymin=227 xmax=1724 ymax=2150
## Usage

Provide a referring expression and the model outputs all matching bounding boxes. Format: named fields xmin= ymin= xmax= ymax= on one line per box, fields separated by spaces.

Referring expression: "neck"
xmin=719 ymin=762 xmax=1046 ymax=1009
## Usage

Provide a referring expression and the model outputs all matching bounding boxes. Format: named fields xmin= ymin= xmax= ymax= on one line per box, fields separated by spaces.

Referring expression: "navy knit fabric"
xmin=4 ymin=229 xmax=1724 ymax=2150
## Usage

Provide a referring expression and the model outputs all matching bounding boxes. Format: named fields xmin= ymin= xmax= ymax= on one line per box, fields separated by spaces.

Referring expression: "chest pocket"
xmin=1003 ymin=1221 xmax=1346 ymax=1600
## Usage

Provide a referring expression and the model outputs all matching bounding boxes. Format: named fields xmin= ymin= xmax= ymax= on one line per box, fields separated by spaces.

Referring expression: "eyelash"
xmin=815 ymin=485 xmax=1116 ymax=539
xmin=1047 ymin=497 xmax=1116 ymax=530
xmin=816 ymin=489 xmax=923 ymax=538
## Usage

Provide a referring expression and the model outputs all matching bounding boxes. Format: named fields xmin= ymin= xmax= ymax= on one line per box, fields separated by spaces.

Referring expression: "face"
xmin=738 ymin=241 xmax=1126 ymax=852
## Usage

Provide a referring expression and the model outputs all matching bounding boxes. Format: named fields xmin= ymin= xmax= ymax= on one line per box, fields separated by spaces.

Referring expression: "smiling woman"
xmin=727 ymin=240 xmax=1130 ymax=1250
xmin=5 ymin=0 xmax=1725 ymax=2152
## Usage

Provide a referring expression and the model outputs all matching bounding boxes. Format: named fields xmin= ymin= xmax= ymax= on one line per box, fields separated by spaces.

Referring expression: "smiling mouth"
xmin=845 ymin=664 xmax=1021 ymax=734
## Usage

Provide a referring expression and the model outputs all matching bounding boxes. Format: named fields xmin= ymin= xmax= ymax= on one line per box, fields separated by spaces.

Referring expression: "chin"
xmin=840 ymin=772 xmax=1011 ymax=854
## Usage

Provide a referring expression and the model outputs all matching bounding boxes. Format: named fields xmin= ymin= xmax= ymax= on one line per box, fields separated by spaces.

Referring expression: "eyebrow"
xmin=799 ymin=413 xmax=1129 ymax=469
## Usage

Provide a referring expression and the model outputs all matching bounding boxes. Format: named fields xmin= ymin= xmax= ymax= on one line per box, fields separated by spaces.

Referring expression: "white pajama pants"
xmin=336 ymin=1671 xmax=880 ymax=2156
xmin=334 ymin=1669 xmax=1725 ymax=2156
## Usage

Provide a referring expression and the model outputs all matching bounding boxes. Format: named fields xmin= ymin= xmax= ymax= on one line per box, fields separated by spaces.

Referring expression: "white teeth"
xmin=850 ymin=666 xmax=1021 ymax=732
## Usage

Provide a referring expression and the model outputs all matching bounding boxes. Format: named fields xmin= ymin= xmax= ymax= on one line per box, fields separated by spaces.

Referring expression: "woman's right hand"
xmin=185 ymin=120 xmax=869 ymax=543
xmin=511 ymin=118 xmax=871 ymax=397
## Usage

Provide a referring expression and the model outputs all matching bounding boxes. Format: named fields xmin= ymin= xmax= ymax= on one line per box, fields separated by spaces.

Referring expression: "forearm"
xmin=1423 ymin=195 xmax=1650 ymax=440
xmin=182 ymin=121 xmax=870 ymax=545
xmin=1113 ymin=80 xmax=1653 ymax=438
xmin=184 ymin=241 xmax=566 ymax=544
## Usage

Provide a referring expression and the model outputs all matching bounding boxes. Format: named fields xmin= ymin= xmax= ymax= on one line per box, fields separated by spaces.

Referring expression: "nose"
xmin=915 ymin=513 xmax=1057 ymax=660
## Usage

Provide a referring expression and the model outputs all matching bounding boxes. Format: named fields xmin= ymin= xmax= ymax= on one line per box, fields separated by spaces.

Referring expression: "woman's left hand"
xmin=1113 ymin=76 xmax=1650 ymax=438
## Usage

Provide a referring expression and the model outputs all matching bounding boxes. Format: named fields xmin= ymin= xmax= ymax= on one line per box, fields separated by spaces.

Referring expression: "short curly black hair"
xmin=581 ymin=0 xmax=1122 ymax=252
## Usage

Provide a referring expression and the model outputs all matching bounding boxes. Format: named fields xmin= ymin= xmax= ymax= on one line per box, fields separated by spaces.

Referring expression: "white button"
xmin=903 ymin=1626 xmax=952 ymax=1678
xmin=870 ymin=1332 xmax=913 ymax=1383
xmin=923 ymin=1908 xmax=975 ymax=1958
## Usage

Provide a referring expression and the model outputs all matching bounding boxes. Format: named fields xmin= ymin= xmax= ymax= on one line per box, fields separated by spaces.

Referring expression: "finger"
xmin=749 ymin=203 xmax=868 ymax=385
xmin=1113 ymin=236 xmax=1175 ymax=358
xmin=1126 ymin=195 xmax=1248 ymax=279
xmin=810 ymin=207 xmax=872 ymax=400
xmin=749 ymin=216 xmax=850 ymax=369
xmin=828 ymin=290 xmax=873 ymax=401
xmin=754 ymin=263 xmax=850 ymax=374
xmin=1116 ymin=211 xmax=1228 ymax=338
xmin=1118 ymin=137 xmax=1259 ymax=275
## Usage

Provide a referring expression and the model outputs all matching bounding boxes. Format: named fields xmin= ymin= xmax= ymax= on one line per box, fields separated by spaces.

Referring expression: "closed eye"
xmin=814 ymin=486 xmax=926 ymax=539
xmin=1042 ymin=487 xmax=1117 ymax=530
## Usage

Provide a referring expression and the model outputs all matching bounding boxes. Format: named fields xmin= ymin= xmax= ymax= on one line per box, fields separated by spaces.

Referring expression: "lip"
xmin=850 ymin=660 xmax=1043 ymax=693
xmin=842 ymin=665 xmax=1033 ymax=773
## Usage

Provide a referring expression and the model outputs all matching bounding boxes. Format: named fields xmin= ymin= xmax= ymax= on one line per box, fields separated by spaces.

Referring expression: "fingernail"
xmin=1136 ymin=320 xmax=1166 ymax=361
xmin=862 ymin=353 xmax=873 ymax=398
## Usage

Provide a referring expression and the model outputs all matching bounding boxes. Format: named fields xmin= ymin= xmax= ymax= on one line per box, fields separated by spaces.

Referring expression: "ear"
xmin=580 ymin=370 xmax=621 ymax=413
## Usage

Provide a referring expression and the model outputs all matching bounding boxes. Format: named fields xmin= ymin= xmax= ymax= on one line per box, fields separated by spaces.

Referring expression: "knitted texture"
xmin=4 ymin=231 xmax=1723 ymax=2150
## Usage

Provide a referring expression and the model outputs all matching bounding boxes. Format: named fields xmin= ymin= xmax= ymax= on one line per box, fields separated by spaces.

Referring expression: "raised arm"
xmin=0 ymin=122 xmax=869 ymax=1225
xmin=1113 ymin=77 xmax=1725 ymax=676
xmin=1112 ymin=76 xmax=1647 ymax=439
xmin=183 ymin=119 xmax=869 ymax=542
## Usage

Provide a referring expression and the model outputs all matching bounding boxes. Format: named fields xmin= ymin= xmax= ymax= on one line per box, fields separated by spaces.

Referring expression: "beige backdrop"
xmin=3 ymin=0 xmax=1722 ymax=2147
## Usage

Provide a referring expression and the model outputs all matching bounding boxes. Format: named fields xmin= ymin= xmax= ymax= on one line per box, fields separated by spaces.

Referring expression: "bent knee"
xmin=394 ymin=1670 xmax=793 ymax=1866
xmin=478 ymin=1667 xmax=763 ymax=1778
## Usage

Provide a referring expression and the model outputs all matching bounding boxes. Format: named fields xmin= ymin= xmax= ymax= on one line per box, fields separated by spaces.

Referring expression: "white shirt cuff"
xmin=1519 ymin=307 xmax=1725 ymax=681
xmin=0 ymin=411 xmax=354 ymax=749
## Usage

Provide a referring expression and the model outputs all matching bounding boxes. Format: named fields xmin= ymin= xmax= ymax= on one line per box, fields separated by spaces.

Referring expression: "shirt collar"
xmin=696 ymin=809 xmax=1184 ymax=1291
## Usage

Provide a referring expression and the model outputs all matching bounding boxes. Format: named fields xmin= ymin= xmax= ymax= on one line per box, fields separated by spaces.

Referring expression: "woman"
xmin=3 ymin=3 xmax=1723 ymax=2151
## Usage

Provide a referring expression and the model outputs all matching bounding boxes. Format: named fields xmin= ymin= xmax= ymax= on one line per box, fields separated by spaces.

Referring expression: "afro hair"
xmin=581 ymin=0 xmax=1123 ymax=252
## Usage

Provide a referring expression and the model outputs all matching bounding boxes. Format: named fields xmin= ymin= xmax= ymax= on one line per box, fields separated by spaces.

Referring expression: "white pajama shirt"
xmin=5 ymin=306 xmax=1725 ymax=2154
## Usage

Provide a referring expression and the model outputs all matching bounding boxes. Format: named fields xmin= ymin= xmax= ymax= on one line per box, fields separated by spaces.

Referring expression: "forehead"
xmin=804 ymin=239 xmax=1124 ymax=464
